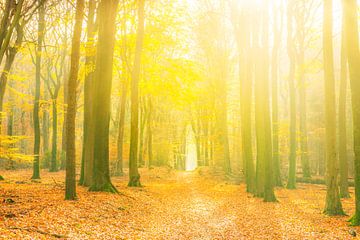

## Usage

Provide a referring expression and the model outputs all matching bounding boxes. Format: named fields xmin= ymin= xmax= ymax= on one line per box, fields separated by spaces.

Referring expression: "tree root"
xmin=128 ymin=175 xmax=142 ymax=187
xmin=89 ymin=182 xmax=119 ymax=193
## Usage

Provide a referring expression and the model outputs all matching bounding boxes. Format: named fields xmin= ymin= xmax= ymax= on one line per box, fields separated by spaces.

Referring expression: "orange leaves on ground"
xmin=0 ymin=168 xmax=359 ymax=239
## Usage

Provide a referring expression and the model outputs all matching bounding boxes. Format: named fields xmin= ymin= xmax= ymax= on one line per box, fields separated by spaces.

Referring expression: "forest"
xmin=1 ymin=0 xmax=360 ymax=239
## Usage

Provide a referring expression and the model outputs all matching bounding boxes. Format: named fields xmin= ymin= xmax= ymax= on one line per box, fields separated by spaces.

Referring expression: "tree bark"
xmin=79 ymin=0 xmax=97 ymax=187
xmin=271 ymin=2 xmax=283 ymax=187
xmin=65 ymin=0 xmax=85 ymax=200
xmin=339 ymin=13 xmax=349 ymax=198
xmin=287 ymin=0 xmax=297 ymax=189
xmin=32 ymin=1 xmax=45 ymax=180
xmin=323 ymin=0 xmax=344 ymax=216
xmin=115 ymin=76 xmax=128 ymax=176
xmin=262 ymin=0 xmax=276 ymax=202
xmin=344 ymin=0 xmax=360 ymax=224
xmin=128 ymin=0 xmax=145 ymax=187
xmin=49 ymin=97 xmax=58 ymax=172
xmin=89 ymin=0 xmax=119 ymax=192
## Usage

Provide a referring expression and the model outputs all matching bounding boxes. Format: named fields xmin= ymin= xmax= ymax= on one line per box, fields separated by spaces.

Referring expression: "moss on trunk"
xmin=128 ymin=175 xmax=142 ymax=187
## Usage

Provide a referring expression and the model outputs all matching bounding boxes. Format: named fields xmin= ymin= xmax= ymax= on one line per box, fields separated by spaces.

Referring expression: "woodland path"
xmin=0 ymin=168 xmax=359 ymax=239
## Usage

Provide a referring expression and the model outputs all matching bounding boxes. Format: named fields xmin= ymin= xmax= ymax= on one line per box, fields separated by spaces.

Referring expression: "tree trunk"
xmin=32 ymin=1 xmax=45 ymax=180
xmin=0 ymin=21 xmax=24 ymax=131
xmin=0 ymin=0 xmax=24 ymax=65
xmin=297 ymin=20 xmax=311 ymax=178
xmin=147 ymin=97 xmax=153 ymax=168
xmin=323 ymin=0 xmax=344 ymax=216
xmin=271 ymin=3 xmax=283 ymax=187
xmin=344 ymin=0 xmax=360 ymax=225
xmin=42 ymin=95 xmax=50 ymax=168
xmin=89 ymin=0 xmax=119 ymax=192
xmin=138 ymin=99 xmax=147 ymax=167
xmin=79 ymin=0 xmax=97 ymax=187
xmin=115 ymin=76 xmax=128 ymax=176
xmin=65 ymin=0 xmax=85 ymax=200
xmin=128 ymin=0 xmax=145 ymax=187
xmin=240 ymin=23 xmax=255 ymax=193
xmin=263 ymin=0 xmax=276 ymax=202
xmin=339 ymin=14 xmax=349 ymax=198
xmin=0 ymin=47 xmax=17 ymax=128
xmin=287 ymin=0 xmax=297 ymax=189
xmin=49 ymin=98 xmax=58 ymax=172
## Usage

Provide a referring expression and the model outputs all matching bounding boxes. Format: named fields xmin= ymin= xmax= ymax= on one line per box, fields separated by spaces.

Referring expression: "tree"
xmin=89 ymin=0 xmax=119 ymax=192
xmin=115 ymin=80 xmax=127 ymax=176
xmin=230 ymin=1 xmax=255 ymax=193
xmin=338 ymin=9 xmax=349 ymax=198
xmin=0 ymin=22 xmax=24 ymax=121
xmin=0 ymin=0 xmax=44 ymax=180
xmin=32 ymin=0 xmax=45 ymax=180
xmin=0 ymin=0 xmax=24 ymax=66
xmin=65 ymin=0 xmax=85 ymax=200
xmin=322 ymin=0 xmax=344 ymax=216
xmin=344 ymin=0 xmax=360 ymax=225
xmin=80 ymin=0 xmax=97 ymax=187
xmin=43 ymin=33 xmax=67 ymax=172
xmin=295 ymin=0 xmax=311 ymax=179
xmin=128 ymin=0 xmax=145 ymax=187
xmin=286 ymin=0 xmax=297 ymax=189
xmin=262 ymin=0 xmax=276 ymax=202
xmin=271 ymin=1 xmax=283 ymax=187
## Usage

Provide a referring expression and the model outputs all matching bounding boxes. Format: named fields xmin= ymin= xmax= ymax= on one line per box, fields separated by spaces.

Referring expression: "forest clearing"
xmin=0 ymin=168 xmax=359 ymax=240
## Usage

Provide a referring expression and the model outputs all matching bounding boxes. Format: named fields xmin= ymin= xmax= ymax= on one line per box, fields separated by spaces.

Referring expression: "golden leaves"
xmin=0 ymin=168 xmax=358 ymax=239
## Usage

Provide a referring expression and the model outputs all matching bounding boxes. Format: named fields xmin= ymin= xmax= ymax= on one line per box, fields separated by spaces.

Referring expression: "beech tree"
xmin=89 ymin=0 xmax=119 ymax=192
xmin=338 ymin=6 xmax=349 ymax=198
xmin=322 ymin=0 xmax=344 ymax=216
xmin=79 ymin=0 xmax=97 ymax=187
xmin=344 ymin=0 xmax=360 ymax=225
xmin=128 ymin=0 xmax=145 ymax=187
xmin=65 ymin=0 xmax=85 ymax=200
xmin=286 ymin=0 xmax=297 ymax=189
xmin=32 ymin=0 xmax=45 ymax=180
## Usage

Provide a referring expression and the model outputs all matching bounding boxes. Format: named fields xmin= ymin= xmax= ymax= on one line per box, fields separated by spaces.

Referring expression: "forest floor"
xmin=0 ymin=168 xmax=359 ymax=240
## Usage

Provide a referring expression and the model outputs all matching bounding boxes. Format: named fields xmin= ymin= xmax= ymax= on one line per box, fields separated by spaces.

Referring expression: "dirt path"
xmin=0 ymin=169 xmax=359 ymax=239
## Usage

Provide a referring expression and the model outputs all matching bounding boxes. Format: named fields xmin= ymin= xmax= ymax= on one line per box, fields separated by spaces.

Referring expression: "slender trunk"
xmin=241 ymin=35 xmax=255 ymax=193
xmin=344 ymin=0 xmax=360 ymax=225
xmin=0 ymin=0 xmax=24 ymax=65
xmin=147 ymin=97 xmax=153 ymax=168
xmin=7 ymin=107 xmax=13 ymax=136
xmin=254 ymin=43 xmax=265 ymax=197
xmin=271 ymin=3 xmax=282 ymax=186
xmin=0 ymin=22 xmax=24 ymax=131
xmin=42 ymin=97 xmax=49 ymax=168
xmin=263 ymin=0 xmax=276 ymax=202
xmin=323 ymin=0 xmax=344 ymax=216
xmin=65 ymin=0 xmax=85 ymax=200
xmin=138 ymin=99 xmax=147 ymax=167
xmin=32 ymin=2 xmax=45 ymax=180
xmin=115 ymin=78 xmax=128 ymax=176
xmin=339 ymin=15 xmax=349 ymax=198
xmin=298 ymin=46 xmax=311 ymax=179
xmin=80 ymin=0 xmax=97 ymax=186
xmin=128 ymin=0 xmax=145 ymax=187
xmin=20 ymin=111 xmax=26 ymax=153
xmin=61 ymin=5 xmax=69 ymax=171
xmin=49 ymin=98 xmax=58 ymax=172
xmin=0 ymin=48 xmax=16 ymax=129
xmin=287 ymin=1 xmax=297 ymax=189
